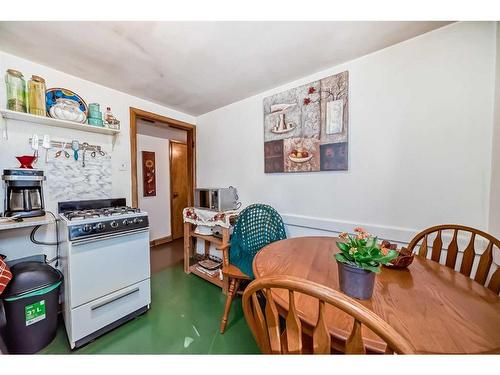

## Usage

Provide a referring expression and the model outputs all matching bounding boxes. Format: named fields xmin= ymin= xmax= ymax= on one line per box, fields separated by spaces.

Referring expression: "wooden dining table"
xmin=253 ymin=236 xmax=500 ymax=354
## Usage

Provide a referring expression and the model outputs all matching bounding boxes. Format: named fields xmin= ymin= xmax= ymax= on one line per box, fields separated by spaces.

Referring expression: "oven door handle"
xmin=71 ymin=228 xmax=149 ymax=246
xmin=91 ymin=287 xmax=140 ymax=311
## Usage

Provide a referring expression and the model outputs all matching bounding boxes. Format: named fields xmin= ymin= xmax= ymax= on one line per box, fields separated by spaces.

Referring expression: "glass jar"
xmin=28 ymin=75 xmax=46 ymax=116
xmin=5 ymin=69 xmax=27 ymax=112
xmin=104 ymin=107 xmax=120 ymax=130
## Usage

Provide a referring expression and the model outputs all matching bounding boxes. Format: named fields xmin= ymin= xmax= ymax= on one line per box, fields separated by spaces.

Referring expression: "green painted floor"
xmin=40 ymin=264 xmax=260 ymax=354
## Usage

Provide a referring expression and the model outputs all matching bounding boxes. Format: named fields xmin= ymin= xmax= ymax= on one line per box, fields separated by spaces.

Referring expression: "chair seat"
xmin=222 ymin=264 xmax=251 ymax=280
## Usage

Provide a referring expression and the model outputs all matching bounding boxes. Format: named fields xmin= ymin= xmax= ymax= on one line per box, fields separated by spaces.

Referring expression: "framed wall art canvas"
xmin=263 ymin=71 xmax=348 ymax=173
xmin=142 ymin=151 xmax=156 ymax=197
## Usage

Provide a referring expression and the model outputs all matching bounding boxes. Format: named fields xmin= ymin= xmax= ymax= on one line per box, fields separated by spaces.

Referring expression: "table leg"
xmin=184 ymin=222 xmax=191 ymax=273
xmin=222 ymin=227 xmax=230 ymax=293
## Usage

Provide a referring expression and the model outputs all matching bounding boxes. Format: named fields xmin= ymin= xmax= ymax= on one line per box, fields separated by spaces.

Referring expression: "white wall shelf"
xmin=0 ymin=109 xmax=120 ymax=136
xmin=0 ymin=214 xmax=55 ymax=231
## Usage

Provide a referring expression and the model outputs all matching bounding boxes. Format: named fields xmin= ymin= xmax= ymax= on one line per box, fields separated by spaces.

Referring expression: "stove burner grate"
xmin=64 ymin=206 xmax=140 ymax=221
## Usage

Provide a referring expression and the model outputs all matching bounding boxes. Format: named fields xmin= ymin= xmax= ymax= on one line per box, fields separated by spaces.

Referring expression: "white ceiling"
xmin=0 ymin=21 xmax=450 ymax=115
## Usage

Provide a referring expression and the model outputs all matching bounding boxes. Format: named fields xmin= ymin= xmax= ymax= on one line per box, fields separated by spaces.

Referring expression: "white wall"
xmin=196 ymin=22 xmax=498 ymax=245
xmin=137 ymin=119 xmax=188 ymax=143
xmin=136 ymin=120 xmax=187 ymax=241
xmin=137 ymin=134 xmax=170 ymax=241
xmin=489 ymin=22 xmax=500 ymax=239
xmin=0 ymin=51 xmax=194 ymax=261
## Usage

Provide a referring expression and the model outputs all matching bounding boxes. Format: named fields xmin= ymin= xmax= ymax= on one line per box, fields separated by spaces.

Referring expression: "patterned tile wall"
xmin=44 ymin=149 xmax=112 ymax=205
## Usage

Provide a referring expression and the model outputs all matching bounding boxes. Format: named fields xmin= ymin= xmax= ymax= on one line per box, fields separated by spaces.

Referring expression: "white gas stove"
xmin=57 ymin=198 xmax=151 ymax=349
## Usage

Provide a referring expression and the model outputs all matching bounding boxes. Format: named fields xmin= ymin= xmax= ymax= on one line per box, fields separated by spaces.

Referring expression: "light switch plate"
xmin=119 ymin=161 xmax=128 ymax=171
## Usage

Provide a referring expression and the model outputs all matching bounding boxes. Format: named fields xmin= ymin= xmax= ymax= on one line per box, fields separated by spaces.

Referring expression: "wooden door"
xmin=170 ymin=141 xmax=188 ymax=240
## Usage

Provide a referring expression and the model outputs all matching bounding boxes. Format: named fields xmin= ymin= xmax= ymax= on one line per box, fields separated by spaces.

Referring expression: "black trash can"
xmin=1 ymin=261 xmax=63 ymax=354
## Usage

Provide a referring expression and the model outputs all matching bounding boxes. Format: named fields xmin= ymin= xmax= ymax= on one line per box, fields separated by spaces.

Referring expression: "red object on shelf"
xmin=16 ymin=155 xmax=37 ymax=168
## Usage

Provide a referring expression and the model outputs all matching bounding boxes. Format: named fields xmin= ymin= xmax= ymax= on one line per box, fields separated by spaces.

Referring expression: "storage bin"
xmin=1 ymin=261 xmax=63 ymax=353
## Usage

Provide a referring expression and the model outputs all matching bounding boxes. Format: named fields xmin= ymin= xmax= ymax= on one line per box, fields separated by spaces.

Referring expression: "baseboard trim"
xmin=150 ymin=235 xmax=173 ymax=247
xmin=281 ymin=213 xmax=486 ymax=249
xmin=281 ymin=213 xmax=418 ymax=244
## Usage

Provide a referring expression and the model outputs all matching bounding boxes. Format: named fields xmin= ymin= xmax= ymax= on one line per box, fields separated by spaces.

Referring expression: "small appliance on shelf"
xmin=1 ymin=169 xmax=46 ymax=218
xmin=194 ymin=187 xmax=240 ymax=211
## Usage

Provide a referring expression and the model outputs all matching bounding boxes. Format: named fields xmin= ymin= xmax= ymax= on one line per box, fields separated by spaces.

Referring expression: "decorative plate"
xmin=271 ymin=124 xmax=296 ymax=134
xmin=288 ymin=154 xmax=313 ymax=163
xmin=46 ymin=88 xmax=88 ymax=118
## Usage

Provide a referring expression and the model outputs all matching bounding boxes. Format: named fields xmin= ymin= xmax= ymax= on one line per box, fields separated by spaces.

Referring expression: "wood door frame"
xmin=129 ymin=107 xmax=196 ymax=230
xmin=169 ymin=140 xmax=189 ymax=240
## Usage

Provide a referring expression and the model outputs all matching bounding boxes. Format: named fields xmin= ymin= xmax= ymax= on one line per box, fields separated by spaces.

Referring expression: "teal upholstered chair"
xmin=219 ymin=203 xmax=286 ymax=333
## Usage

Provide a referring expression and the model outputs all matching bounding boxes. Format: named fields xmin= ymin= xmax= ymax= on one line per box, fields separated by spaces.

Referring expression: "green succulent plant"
xmin=335 ymin=228 xmax=398 ymax=273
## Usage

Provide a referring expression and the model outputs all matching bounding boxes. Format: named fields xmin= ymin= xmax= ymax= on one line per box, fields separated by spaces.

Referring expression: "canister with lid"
xmin=87 ymin=102 xmax=103 ymax=126
xmin=5 ymin=69 xmax=27 ymax=113
xmin=28 ymin=75 xmax=46 ymax=116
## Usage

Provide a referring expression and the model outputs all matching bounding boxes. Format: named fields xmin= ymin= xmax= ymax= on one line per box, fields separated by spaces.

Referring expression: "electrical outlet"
xmin=119 ymin=161 xmax=128 ymax=171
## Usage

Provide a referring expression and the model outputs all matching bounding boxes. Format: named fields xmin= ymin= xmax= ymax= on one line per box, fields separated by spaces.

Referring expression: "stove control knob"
xmin=82 ymin=224 xmax=92 ymax=233
xmin=96 ymin=223 xmax=105 ymax=231
xmin=133 ymin=218 xmax=143 ymax=224
xmin=110 ymin=221 xmax=119 ymax=228
xmin=123 ymin=219 xmax=131 ymax=225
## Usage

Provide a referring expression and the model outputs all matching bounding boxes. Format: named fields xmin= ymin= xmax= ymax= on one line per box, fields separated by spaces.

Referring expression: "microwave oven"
xmin=194 ymin=187 xmax=239 ymax=211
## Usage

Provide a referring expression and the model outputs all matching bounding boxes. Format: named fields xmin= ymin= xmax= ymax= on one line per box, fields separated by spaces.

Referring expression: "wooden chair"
xmin=219 ymin=204 xmax=286 ymax=334
xmin=407 ymin=224 xmax=500 ymax=294
xmin=242 ymin=275 xmax=415 ymax=354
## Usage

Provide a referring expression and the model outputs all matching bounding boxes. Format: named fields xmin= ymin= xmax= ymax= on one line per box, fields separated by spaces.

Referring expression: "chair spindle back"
xmin=407 ymin=225 xmax=500 ymax=294
xmin=242 ymin=276 xmax=415 ymax=354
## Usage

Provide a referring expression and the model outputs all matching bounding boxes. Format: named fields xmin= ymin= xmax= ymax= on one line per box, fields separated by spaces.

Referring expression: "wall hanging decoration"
xmin=142 ymin=151 xmax=156 ymax=197
xmin=263 ymin=71 xmax=349 ymax=173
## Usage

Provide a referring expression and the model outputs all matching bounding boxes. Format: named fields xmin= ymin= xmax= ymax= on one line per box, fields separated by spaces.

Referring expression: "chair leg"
xmin=220 ymin=278 xmax=240 ymax=334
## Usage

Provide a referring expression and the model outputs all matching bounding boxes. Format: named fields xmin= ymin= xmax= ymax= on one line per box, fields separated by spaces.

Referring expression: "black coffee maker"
xmin=2 ymin=169 xmax=46 ymax=218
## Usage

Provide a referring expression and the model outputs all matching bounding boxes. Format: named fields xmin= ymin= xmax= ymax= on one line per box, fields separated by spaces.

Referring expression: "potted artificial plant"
xmin=335 ymin=227 xmax=398 ymax=300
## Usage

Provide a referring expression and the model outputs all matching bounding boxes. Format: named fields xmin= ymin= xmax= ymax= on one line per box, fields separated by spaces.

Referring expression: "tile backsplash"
xmin=44 ymin=149 xmax=112 ymax=208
